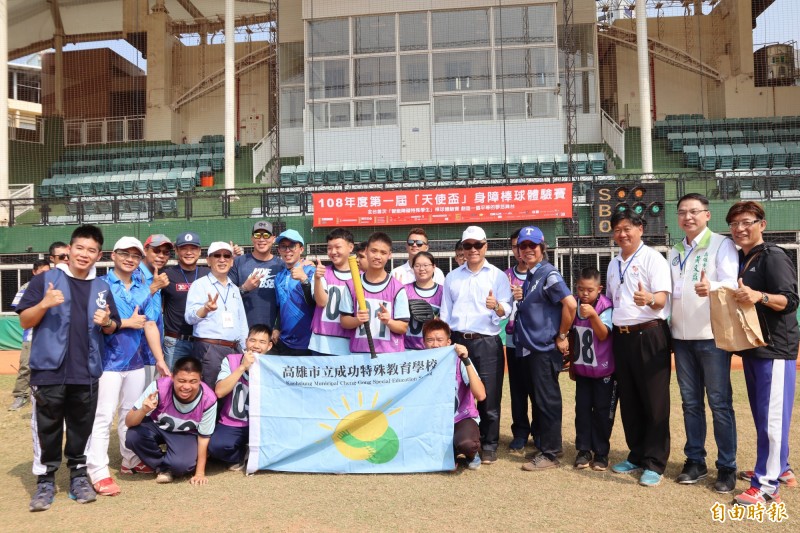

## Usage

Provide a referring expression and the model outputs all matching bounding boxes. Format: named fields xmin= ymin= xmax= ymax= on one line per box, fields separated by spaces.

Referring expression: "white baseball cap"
xmin=113 ymin=237 xmax=145 ymax=255
xmin=207 ymin=241 xmax=234 ymax=256
xmin=461 ymin=226 xmax=487 ymax=242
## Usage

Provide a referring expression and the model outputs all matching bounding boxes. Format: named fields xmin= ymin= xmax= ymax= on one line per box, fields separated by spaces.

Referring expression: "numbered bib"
xmin=573 ymin=325 xmax=598 ymax=368
xmin=155 ymin=413 xmax=199 ymax=433
xmin=322 ymin=286 xmax=344 ymax=324
xmin=227 ymin=382 xmax=250 ymax=422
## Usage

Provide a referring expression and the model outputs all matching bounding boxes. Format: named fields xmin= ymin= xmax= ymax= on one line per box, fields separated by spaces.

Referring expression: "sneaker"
xmin=68 ymin=476 xmax=97 ymax=504
xmin=29 ymin=481 xmax=56 ymax=512
xmin=228 ymin=461 xmax=247 ymax=472
xmin=521 ymin=453 xmax=560 ymax=471
xmin=481 ymin=450 xmax=498 ymax=465
xmin=734 ymin=486 xmax=782 ymax=506
xmin=738 ymin=468 xmax=797 ymax=487
xmin=714 ymin=468 xmax=737 ymax=494
xmin=467 ymin=454 xmax=482 ymax=471
xmin=574 ymin=450 xmax=592 ymax=470
xmin=611 ymin=460 xmax=642 ymax=474
xmin=155 ymin=471 xmax=173 ymax=484
xmin=120 ymin=461 xmax=154 ymax=475
xmin=92 ymin=477 xmax=121 ymax=497
xmin=526 ymin=449 xmax=565 ymax=459
xmin=675 ymin=460 xmax=708 ymax=484
xmin=8 ymin=397 xmax=29 ymax=411
xmin=639 ymin=469 xmax=663 ymax=487
xmin=509 ymin=437 xmax=527 ymax=452
xmin=591 ymin=456 xmax=609 ymax=472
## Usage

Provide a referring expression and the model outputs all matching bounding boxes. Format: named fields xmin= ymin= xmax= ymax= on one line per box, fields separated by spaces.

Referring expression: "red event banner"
xmin=312 ymin=184 xmax=573 ymax=227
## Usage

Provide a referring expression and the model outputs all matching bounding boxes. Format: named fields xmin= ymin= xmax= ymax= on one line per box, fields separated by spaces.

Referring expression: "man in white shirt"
xmin=390 ymin=228 xmax=445 ymax=285
xmin=440 ymin=226 xmax=512 ymax=464
xmin=669 ymin=193 xmax=739 ymax=493
xmin=606 ymin=209 xmax=672 ymax=488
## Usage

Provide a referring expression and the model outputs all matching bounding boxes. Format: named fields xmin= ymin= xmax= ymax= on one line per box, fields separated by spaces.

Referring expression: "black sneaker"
xmin=714 ymin=468 xmax=737 ymax=494
xmin=591 ymin=455 xmax=609 ymax=471
xmin=68 ymin=476 xmax=97 ymax=504
xmin=29 ymin=481 xmax=56 ymax=512
xmin=574 ymin=450 xmax=592 ymax=469
xmin=676 ymin=460 xmax=708 ymax=484
xmin=481 ymin=450 xmax=498 ymax=464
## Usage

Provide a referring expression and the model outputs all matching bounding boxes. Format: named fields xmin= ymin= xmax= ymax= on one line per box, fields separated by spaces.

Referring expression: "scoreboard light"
xmin=591 ymin=182 xmax=666 ymax=236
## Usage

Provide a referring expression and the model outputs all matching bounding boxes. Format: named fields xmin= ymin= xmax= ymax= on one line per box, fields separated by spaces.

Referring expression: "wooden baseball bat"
xmin=347 ymin=255 xmax=377 ymax=359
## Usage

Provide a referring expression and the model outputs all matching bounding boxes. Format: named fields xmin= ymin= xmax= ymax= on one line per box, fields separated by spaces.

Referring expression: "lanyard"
xmin=617 ymin=243 xmax=643 ymax=284
xmin=180 ymin=267 xmax=198 ymax=286
xmin=209 ymin=274 xmax=231 ymax=310
xmin=678 ymin=242 xmax=695 ymax=273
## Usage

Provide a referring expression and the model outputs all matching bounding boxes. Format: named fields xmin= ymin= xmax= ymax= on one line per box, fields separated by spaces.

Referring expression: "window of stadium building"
xmin=304 ymin=5 xmax=565 ymax=128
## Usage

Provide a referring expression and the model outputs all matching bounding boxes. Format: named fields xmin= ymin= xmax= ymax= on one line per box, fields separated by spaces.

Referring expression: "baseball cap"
xmin=275 ymin=229 xmax=305 ymax=246
xmin=207 ymin=242 xmax=234 ymax=256
xmin=144 ymin=234 xmax=173 ymax=249
xmin=517 ymin=226 xmax=545 ymax=245
xmin=461 ymin=226 xmax=487 ymax=242
xmin=175 ymin=232 xmax=201 ymax=247
xmin=112 ymin=237 xmax=145 ymax=255
xmin=253 ymin=221 xmax=274 ymax=234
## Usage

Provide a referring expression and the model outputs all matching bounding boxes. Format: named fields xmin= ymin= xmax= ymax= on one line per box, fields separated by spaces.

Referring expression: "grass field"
xmin=0 ymin=371 xmax=797 ymax=532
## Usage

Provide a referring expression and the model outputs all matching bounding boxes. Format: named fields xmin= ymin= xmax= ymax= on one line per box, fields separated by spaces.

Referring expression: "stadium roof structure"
xmin=6 ymin=0 xmax=277 ymax=60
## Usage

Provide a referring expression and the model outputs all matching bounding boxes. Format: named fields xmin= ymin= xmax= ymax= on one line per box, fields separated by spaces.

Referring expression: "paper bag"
xmin=709 ymin=287 xmax=767 ymax=352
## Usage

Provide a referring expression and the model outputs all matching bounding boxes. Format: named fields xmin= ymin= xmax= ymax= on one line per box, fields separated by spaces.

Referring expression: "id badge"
xmin=673 ymin=284 xmax=683 ymax=299
xmin=222 ymin=311 xmax=234 ymax=329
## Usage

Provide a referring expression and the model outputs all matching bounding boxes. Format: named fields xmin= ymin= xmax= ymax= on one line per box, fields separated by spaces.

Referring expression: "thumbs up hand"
xmin=486 ymin=289 xmax=498 ymax=312
xmin=511 ymin=284 xmax=523 ymax=301
xmin=125 ymin=305 xmax=147 ymax=329
xmin=93 ymin=303 xmax=112 ymax=327
xmin=42 ymin=281 xmax=65 ymax=309
xmin=694 ymin=270 xmax=711 ymax=297
xmin=633 ymin=281 xmax=652 ymax=307
xmin=734 ymin=278 xmax=761 ymax=305
xmin=231 ymin=241 xmax=244 ymax=256
xmin=290 ymin=262 xmax=308 ymax=282
xmin=314 ymin=257 xmax=326 ymax=280
xmin=150 ymin=266 xmax=170 ymax=293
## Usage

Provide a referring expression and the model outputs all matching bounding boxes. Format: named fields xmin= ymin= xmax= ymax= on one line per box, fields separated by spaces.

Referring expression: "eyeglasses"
xmin=413 ymin=263 xmax=434 ymax=270
xmin=677 ymin=209 xmax=709 ymax=218
xmin=210 ymin=253 xmax=233 ymax=259
xmin=252 ymin=232 xmax=273 ymax=239
xmin=51 ymin=254 xmax=69 ymax=261
xmin=461 ymin=241 xmax=486 ymax=251
xmin=518 ymin=242 xmax=538 ymax=250
xmin=728 ymin=219 xmax=762 ymax=230
xmin=278 ymin=243 xmax=299 ymax=251
xmin=150 ymin=248 xmax=172 ymax=257
xmin=407 ymin=239 xmax=427 ymax=247
xmin=114 ymin=250 xmax=143 ymax=262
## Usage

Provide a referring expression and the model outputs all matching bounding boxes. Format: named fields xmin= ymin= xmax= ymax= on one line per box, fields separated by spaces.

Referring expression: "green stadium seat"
xmin=588 ymin=153 xmax=606 ymax=175
xmin=487 ymin=157 xmax=504 ymax=178
xmin=280 ymin=166 xmax=296 ymax=187
xmin=185 ymin=154 xmax=200 ymax=169
xmin=310 ymin=167 xmax=325 ymax=186
xmin=732 ymin=144 xmax=752 ymax=169
xmin=766 ymin=143 xmax=788 ymax=168
xmin=783 ymin=142 xmax=800 ymax=166
xmin=471 ymin=159 xmax=488 ymax=179
xmin=165 ymin=172 xmax=182 ymax=192
xmin=683 ymin=145 xmax=700 ymax=168
xmin=727 ymin=130 xmax=744 ymax=143
xmin=389 ymin=162 xmax=405 ymax=182
xmin=174 ymin=154 xmax=188 ymax=168
xmin=698 ymin=146 xmax=717 ymax=171
xmin=294 ymin=165 xmax=310 ymax=186
xmin=667 ymin=133 xmax=683 ymax=152
xmin=358 ymin=163 xmax=374 ymax=183
xmin=654 ymin=120 xmax=668 ymax=138
xmin=325 ymin=163 xmax=342 ymax=185
xmin=199 ymin=153 xmax=212 ymax=166
xmin=520 ymin=156 xmax=537 ymax=177
xmin=716 ymin=144 xmax=734 ymax=170
xmin=682 ymin=132 xmax=698 ymax=145
xmin=51 ymin=176 xmax=67 ymax=197
xmin=39 ymin=178 xmax=53 ymax=198
xmin=211 ymin=152 xmax=224 ymax=172
xmin=134 ymin=176 xmax=149 ymax=194
xmin=341 ymin=163 xmax=357 ymax=184
xmin=421 ymin=161 xmax=437 ymax=180
xmin=712 ymin=130 xmax=728 ymax=142
xmin=538 ymin=155 xmax=556 ymax=176
xmin=505 ymin=156 xmax=521 ymax=177
xmin=92 ymin=175 xmax=108 ymax=195
xmin=554 ymin=155 xmax=570 ymax=176
xmin=438 ymin=160 xmax=455 ymax=180
xmin=149 ymin=172 xmax=165 ymax=193
xmin=574 ymin=153 xmax=589 ymax=174
xmin=750 ymin=144 xmax=769 ymax=168
xmin=405 ymin=161 xmax=422 ymax=181
xmin=697 ymin=131 xmax=713 ymax=145
xmin=757 ymin=129 xmax=776 ymax=144
xmin=178 ymin=173 xmax=195 ymax=192
xmin=65 ymin=176 xmax=80 ymax=197
xmin=455 ymin=160 xmax=471 ymax=180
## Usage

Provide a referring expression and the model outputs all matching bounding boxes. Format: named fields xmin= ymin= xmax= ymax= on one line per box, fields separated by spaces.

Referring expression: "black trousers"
xmin=192 ymin=340 xmax=236 ymax=389
xmin=507 ymin=347 xmax=534 ymax=440
xmin=451 ymin=333 xmax=504 ymax=452
xmin=522 ymin=348 xmax=563 ymax=457
xmin=574 ymin=374 xmax=618 ymax=457
xmin=613 ymin=321 xmax=671 ymax=474
xmin=31 ymin=383 xmax=99 ymax=483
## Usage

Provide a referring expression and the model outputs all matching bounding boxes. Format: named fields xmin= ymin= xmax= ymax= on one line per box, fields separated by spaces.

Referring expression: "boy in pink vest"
xmin=208 ymin=324 xmax=274 ymax=470
xmin=423 ymin=319 xmax=486 ymax=470
xmin=571 ymin=267 xmax=616 ymax=472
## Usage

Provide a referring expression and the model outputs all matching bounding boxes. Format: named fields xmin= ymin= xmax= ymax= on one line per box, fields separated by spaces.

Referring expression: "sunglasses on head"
xmin=210 ymin=253 xmax=232 ymax=259
xmin=407 ymin=239 xmax=427 ymax=247
xmin=462 ymin=241 xmax=486 ymax=251
xmin=252 ymin=232 xmax=273 ymax=239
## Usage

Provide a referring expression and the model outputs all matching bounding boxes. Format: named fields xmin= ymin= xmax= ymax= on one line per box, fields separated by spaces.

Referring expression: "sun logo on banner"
xmin=318 ymin=391 xmax=401 ymax=464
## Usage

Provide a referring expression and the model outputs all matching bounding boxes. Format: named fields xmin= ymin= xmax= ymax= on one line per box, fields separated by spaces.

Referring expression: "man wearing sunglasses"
xmin=390 ymin=228 xmax=445 ymax=285
xmin=48 ymin=241 xmax=70 ymax=266
xmin=230 ymin=221 xmax=284 ymax=330
xmin=185 ymin=242 xmax=249 ymax=388
xmin=440 ymin=226 xmax=512 ymax=465
xmin=140 ymin=235 xmax=172 ymax=386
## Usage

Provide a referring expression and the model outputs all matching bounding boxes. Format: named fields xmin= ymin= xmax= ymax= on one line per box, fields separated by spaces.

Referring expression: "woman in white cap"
xmin=185 ymin=242 xmax=249 ymax=388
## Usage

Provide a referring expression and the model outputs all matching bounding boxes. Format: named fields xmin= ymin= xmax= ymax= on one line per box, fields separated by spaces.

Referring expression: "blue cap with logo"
xmin=517 ymin=226 xmax=545 ymax=245
xmin=275 ymin=229 xmax=305 ymax=246
xmin=175 ymin=231 xmax=201 ymax=247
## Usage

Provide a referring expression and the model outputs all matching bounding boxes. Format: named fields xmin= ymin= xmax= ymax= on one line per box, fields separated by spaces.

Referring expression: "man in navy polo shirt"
xmin=17 ymin=225 xmax=122 ymax=512
xmin=163 ymin=232 xmax=210 ymax=367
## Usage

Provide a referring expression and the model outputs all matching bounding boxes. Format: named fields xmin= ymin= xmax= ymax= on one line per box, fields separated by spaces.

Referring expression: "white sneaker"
xmin=155 ymin=471 xmax=173 ymax=484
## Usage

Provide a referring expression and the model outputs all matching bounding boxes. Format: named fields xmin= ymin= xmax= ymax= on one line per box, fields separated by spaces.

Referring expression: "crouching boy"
xmin=208 ymin=324 xmax=274 ymax=470
xmin=125 ymin=357 xmax=217 ymax=485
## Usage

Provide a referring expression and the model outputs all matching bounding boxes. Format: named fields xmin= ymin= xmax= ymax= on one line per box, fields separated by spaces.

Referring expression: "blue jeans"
xmin=163 ymin=336 xmax=194 ymax=370
xmin=673 ymin=339 xmax=737 ymax=470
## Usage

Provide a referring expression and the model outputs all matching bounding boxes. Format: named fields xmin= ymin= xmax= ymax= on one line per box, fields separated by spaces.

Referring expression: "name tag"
xmin=673 ymin=284 xmax=683 ymax=299
xmin=176 ymin=283 xmax=191 ymax=292
xmin=222 ymin=311 xmax=234 ymax=329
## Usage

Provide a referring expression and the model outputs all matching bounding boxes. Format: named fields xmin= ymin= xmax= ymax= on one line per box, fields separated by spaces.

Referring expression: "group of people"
xmin=9 ymin=197 xmax=797 ymax=513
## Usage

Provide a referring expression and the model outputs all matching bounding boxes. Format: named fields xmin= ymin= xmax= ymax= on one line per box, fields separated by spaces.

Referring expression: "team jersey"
xmin=340 ymin=273 xmax=410 ymax=354
xmin=309 ymin=266 xmax=353 ymax=355
xmin=572 ymin=294 xmax=614 ymax=379
xmin=403 ymin=282 xmax=442 ymax=350
xmin=216 ymin=354 xmax=250 ymax=428
xmin=135 ymin=377 xmax=217 ymax=437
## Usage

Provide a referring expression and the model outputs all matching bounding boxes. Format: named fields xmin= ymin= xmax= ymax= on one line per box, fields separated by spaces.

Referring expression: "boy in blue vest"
xmin=17 ymin=225 xmax=122 ymax=512
xmin=571 ymin=267 xmax=617 ymax=472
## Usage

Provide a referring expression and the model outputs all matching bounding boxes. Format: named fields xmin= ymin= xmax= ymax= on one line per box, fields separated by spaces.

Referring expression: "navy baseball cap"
xmin=275 ymin=229 xmax=305 ymax=246
xmin=176 ymin=232 xmax=201 ymax=247
xmin=517 ymin=226 xmax=545 ymax=245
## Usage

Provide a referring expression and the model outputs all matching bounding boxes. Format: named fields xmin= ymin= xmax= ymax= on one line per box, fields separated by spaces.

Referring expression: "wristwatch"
xmin=649 ymin=295 xmax=656 ymax=307
xmin=761 ymin=292 xmax=769 ymax=305
xmin=558 ymin=331 xmax=569 ymax=341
